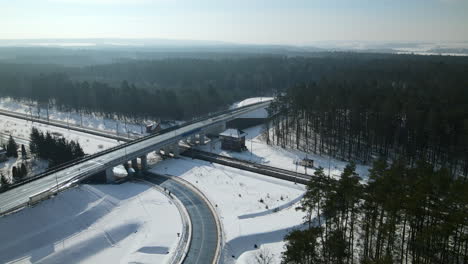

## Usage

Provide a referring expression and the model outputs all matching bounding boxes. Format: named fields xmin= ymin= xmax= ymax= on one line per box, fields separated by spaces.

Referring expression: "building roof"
xmin=219 ymin=128 xmax=247 ymax=138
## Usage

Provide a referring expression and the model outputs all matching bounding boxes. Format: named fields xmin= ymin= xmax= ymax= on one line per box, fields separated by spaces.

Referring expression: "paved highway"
xmin=0 ymin=100 xmax=271 ymax=215
xmin=144 ymin=173 xmax=218 ymax=264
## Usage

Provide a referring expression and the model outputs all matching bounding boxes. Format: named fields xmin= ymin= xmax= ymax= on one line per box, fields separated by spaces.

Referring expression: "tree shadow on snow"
xmin=223 ymin=216 xmax=323 ymax=262
xmin=34 ymin=222 xmax=140 ymax=263
xmin=237 ymin=193 xmax=304 ymax=220
xmin=136 ymin=246 xmax=169 ymax=255
xmin=0 ymin=183 xmax=153 ymax=264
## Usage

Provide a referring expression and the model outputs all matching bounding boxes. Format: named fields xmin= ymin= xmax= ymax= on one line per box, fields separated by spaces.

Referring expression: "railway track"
xmin=182 ymin=148 xmax=312 ymax=185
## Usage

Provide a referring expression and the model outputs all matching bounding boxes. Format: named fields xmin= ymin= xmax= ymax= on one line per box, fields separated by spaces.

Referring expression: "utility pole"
xmin=125 ymin=118 xmax=129 ymax=139
xmin=250 ymin=138 xmax=253 ymax=161
xmin=305 ymin=154 xmax=308 ymax=175
xmin=55 ymin=173 xmax=59 ymax=192
xmin=29 ymin=106 xmax=33 ymax=124
xmin=295 ymin=162 xmax=298 ymax=184
xmin=66 ymin=112 xmax=70 ymax=130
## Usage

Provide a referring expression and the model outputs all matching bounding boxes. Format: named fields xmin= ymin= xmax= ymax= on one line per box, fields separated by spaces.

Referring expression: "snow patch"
xmin=0 ymin=182 xmax=182 ymax=264
xmin=150 ymin=157 xmax=307 ymax=264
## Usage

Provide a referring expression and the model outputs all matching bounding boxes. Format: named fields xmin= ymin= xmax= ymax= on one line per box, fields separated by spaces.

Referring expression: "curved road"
xmin=143 ymin=173 xmax=218 ymax=264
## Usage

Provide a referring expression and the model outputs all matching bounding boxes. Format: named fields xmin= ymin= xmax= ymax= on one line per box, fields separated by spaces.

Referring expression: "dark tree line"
xmin=2 ymin=53 xmax=468 ymax=121
xmin=0 ymin=73 xmax=245 ymax=120
xmin=268 ymin=69 xmax=468 ymax=177
xmin=29 ymin=127 xmax=85 ymax=167
xmin=283 ymin=161 xmax=468 ymax=264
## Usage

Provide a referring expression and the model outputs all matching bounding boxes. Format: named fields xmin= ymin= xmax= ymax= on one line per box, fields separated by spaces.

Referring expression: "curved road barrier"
xmin=143 ymin=173 xmax=221 ymax=264
xmin=138 ymin=179 xmax=192 ymax=264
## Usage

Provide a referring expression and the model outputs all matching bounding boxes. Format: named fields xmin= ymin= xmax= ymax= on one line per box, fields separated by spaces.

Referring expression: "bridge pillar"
xmin=131 ymin=159 xmax=138 ymax=170
xmin=207 ymin=122 xmax=226 ymax=136
xmin=171 ymin=144 xmax=180 ymax=157
xmin=199 ymin=133 xmax=206 ymax=145
xmin=140 ymin=155 xmax=147 ymax=171
xmin=105 ymin=167 xmax=115 ymax=183
xmin=123 ymin=161 xmax=130 ymax=170
xmin=192 ymin=134 xmax=197 ymax=145
xmin=220 ymin=122 xmax=226 ymax=133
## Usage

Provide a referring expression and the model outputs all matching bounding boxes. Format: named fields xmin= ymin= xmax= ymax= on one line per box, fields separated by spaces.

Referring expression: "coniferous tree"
xmin=21 ymin=144 xmax=27 ymax=160
xmin=6 ymin=135 xmax=18 ymax=158
xmin=29 ymin=127 xmax=41 ymax=156
xmin=0 ymin=173 xmax=9 ymax=187
xmin=282 ymin=227 xmax=322 ymax=264
xmin=11 ymin=166 xmax=18 ymax=181
xmin=28 ymin=127 xmax=85 ymax=168
xmin=283 ymin=160 xmax=468 ymax=264
xmin=20 ymin=163 xmax=27 ymax=178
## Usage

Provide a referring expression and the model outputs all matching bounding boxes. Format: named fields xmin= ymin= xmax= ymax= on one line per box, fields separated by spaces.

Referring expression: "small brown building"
xmin=220 ymin=129 xmax=247 ymax=152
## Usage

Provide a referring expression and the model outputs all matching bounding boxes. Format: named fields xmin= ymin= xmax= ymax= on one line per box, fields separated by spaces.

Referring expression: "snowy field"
xmin=230 ymin=97 xmax=273 ymax=119
xmin=150 ymin=158 xmax=308 ymax=264
xmin=226 ymin=97 xmax=369 ymax=179
xmin=0 ymin=114 xmax=120 ymax=154
xmin=197 ymin=125 xmax=370 ymax=180
xmin=0 ymin=97 xmax=157 ymax=136
xmin=0 ymin=114 xmax=121 ymax=181
xmin=0 ymin=182 xmax=182 ymax=264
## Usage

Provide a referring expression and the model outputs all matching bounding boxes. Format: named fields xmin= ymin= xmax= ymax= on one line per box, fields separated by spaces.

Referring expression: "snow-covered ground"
xmin=231 ymin=97 xmax=274 ymax=109
xmin=0 ymin=182 xmax=182 ymax=264
xmin=0 ymin=114 xmax=120 ymax=154
xmin=0 ymin=112 xmax=121 ymax=181
xmin=230 ymin=97 xmax=273 ymax=119
xmin=150 ymin=157 xmax=308 ymax=264
xmin=226 ymin=97 xmax=369 ymax=179
xmin=0 ymin=157 xmax=49 ymax=184
xmin=0 ymin=97 xmax=159 ymax=136
xmin=197 ymin=125 xmax=370 ymax=180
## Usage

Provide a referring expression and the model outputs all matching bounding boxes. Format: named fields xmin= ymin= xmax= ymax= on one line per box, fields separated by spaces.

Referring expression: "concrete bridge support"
xmin=190 ymin=134 xmax=197 ymax=145
xmin=207 ymin=122 xmax=226 ymax=136
xmin=171 ymin=144 xmax=180 ymax=157
xmin=105 ymin=167 xmax=115 ymax=183
xmin=140 ymin=155 xmax=147 ymax=172
xmin=199 ymin=133 xmax=206 ymax=145
xmin=131 ymin=158 xmax=138 ymax=170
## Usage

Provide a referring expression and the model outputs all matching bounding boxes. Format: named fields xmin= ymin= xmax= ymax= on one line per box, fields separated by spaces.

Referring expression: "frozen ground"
xmin=0 ymin=97 xmax=159 ymax=136
xmin=197 ymin=125 xmax=370 ymax=180
xmin=150 ymin=157 xmax=308 ymax=264
xmin=231 ymin=97 xmax=274 ymax=109
xmin=0 ymin=157 xmax=49 ymax=184
xmin=231 ymin=97 xmax=273 ymax=119
xmin=0 ymin=113 xmax=120 ymax=181
xmin=0 ymin=182 xmax=182 ymax=264
xmin=0 ymin=114 xmax=120 ymax=154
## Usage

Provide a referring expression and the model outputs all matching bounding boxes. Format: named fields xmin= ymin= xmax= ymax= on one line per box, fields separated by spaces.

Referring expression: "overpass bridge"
xmin=0 ymin=100 xmax=271 ymax=215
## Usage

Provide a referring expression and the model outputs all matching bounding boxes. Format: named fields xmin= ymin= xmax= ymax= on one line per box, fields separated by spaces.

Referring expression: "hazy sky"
xmin=2 ymin=0 xmax=468 ymax=45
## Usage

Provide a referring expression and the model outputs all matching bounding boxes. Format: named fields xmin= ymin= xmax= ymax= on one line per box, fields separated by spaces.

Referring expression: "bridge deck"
xmin=0 ymin=101 xmax=271 ymax=215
